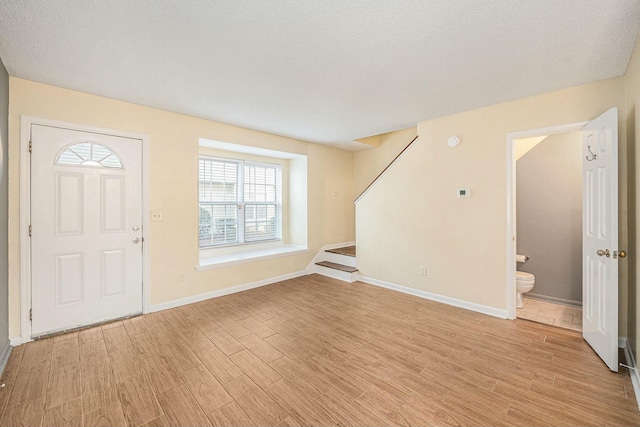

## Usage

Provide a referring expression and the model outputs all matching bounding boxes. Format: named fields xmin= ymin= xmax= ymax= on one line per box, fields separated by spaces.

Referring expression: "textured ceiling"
xmin=1 ymin=1 xmax=639 ymax=148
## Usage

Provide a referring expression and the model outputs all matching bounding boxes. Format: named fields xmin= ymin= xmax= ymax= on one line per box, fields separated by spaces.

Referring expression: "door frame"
xmin=19 ymin=115 xmax=151 ymax=343
xmin=505 ymin=121 xmax=588 ymax=319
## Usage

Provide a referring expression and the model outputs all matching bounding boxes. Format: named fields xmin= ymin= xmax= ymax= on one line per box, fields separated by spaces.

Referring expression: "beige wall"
xmin=353 ymin=127 xmax=417 ymax=196
xmin=625 ymin=31 xmax=640 ymax=360
xmin=356 ymin=78 xmax=627 ymax=320
xmin=8 ymin=78 xmax=355 ymax=339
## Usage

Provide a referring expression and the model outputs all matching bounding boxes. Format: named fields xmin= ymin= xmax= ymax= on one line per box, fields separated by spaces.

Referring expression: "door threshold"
xmin=32 ymin=312 xmax=143 ymax=340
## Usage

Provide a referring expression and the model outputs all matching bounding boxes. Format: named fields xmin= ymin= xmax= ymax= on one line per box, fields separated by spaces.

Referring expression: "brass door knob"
xmin=597 ymin=249 xmax=611 ymax=258
xmin=619 ymin=250 xmax=627 ymax=258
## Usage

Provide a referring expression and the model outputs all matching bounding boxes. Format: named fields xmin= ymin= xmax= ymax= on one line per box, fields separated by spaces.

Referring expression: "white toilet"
xmin=516 ymin=272 xmax=535 ymax=308
xmin=516 ymin=254 xmax=535 ymax=308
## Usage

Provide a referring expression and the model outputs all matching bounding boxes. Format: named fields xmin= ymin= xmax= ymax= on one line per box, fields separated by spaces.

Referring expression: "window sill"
xmin=197 ymin=244 xmax=309 ymax=271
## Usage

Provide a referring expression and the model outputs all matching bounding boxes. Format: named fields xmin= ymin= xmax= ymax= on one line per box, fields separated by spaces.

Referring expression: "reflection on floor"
xmin=516 ymin=297 xmax=582 ymax=332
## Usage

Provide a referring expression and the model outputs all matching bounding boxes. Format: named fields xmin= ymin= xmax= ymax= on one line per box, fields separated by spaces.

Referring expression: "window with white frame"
xmin=199 ymin=157 xmax=281 ymax=248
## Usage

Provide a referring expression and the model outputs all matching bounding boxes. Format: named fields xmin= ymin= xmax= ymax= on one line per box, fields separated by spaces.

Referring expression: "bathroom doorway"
xmin=507 ymin=109 xmax=620 ymax=372
xmin=514 ymin=131 xmax=583 ymax=331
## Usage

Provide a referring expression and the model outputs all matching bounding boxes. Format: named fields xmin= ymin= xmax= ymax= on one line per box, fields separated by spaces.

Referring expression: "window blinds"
xmin=199 ymin=157 xmax=281 ymax=247
xmin=243 ymin=164 xmax=279 ymax=242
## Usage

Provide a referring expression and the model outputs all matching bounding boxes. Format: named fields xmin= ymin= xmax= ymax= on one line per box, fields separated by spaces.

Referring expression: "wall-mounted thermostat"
xmin=457 ymin=188 xmax=470 ymax=198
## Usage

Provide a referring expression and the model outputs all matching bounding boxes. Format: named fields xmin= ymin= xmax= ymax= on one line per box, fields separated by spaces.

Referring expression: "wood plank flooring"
xmin=325 ymin=246 xmax=356 ymax=257
xmin=315 ymin=261 xmax=358 ymax=273
xmin=1 ymin=274 xmax=638 ymax=426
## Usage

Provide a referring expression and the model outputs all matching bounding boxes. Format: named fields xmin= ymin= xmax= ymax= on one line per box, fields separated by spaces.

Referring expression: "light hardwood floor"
xmin=0 ymin=274 xmax=638 ymax=426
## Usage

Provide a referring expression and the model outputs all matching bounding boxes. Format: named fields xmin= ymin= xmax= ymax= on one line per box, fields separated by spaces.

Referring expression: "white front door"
xmin=30 ymin=124 xmax=143 ymax=337
xmin=582 ymin=108 xmax=618 ymax=372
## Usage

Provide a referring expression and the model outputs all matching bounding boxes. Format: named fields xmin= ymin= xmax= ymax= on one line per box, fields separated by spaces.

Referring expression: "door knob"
xmin=132 ymin=237 xmax=140 ymax=244
xmin=597 ymin=249 xmax=610 ymax=258
xmin=614 ymin=250 xmax=627 ymax=259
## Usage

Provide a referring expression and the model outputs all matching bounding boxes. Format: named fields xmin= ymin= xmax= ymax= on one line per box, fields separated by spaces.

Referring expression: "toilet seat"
xmin=516 ymin=271 xmax=535 ymax=284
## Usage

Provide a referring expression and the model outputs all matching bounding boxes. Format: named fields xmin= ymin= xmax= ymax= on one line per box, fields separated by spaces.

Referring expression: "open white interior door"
xmin=582 ymin=108 xmax=618 ymax=372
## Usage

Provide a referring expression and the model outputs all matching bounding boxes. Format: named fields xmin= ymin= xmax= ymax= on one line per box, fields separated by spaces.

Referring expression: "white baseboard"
xmin=0 ymin=341 xmax=11 ymax=375
xmin=9 ymin=336 xmax=26 ymax=346
xmin=148 ymin=270 xmax=308 ymax=314
xmin=358 ymin=275 xmax=508 ymax=319
xmin=526 ymin=293 xmax=582 ymax=307
xmin=620 ymin=336 xmax=640 ymax=411
xmin=305 ymin=241 xmax=355 ymax=273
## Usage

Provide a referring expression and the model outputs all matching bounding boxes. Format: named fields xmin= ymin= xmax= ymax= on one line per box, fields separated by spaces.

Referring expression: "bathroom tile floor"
xmin=516 ymin=296 xmax=582 ymax=331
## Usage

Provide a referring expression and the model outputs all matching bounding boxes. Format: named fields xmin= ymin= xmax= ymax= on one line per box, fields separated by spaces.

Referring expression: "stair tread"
xmin=315 ymin=261 xmax=358 ymax=273
xmin=325 ymin=246 xmax=356 ymax=257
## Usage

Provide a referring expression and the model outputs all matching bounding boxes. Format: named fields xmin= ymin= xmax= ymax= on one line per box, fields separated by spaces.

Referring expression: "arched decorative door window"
xmin=55 ymin=141 xmax=123 ymax=168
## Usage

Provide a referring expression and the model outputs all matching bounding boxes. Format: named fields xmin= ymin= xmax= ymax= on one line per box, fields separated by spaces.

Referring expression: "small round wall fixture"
xmin=447 ymin=136 xmax=460 ymax=148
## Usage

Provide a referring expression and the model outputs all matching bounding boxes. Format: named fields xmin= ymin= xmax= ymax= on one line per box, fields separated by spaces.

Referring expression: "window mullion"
xmin=277 ymin=166 xmax=281 ymax=240
xmin=238 ymin=161 xmax=245 ymax=243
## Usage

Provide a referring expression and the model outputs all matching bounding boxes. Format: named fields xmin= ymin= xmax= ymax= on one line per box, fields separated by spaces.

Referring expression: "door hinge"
xmin=29 ymin=309 xmax=32 ymax=322
xmin=28 ymin=225 xmax=32 ymax=237
xmin=28 ymin=141 xmax=32 ymax=153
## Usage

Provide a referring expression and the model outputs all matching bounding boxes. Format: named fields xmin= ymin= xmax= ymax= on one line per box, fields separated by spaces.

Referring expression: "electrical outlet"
xmin=178 ymin=273 xmax=186 ymax=282
xmin=420 ymin=266 xmax=427 ymax=276
xmin=151 ymin=210 xmax=164 ymax=222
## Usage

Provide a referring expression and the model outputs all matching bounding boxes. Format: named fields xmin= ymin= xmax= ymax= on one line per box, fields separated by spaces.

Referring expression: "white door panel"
xmin=56 ymin=172 xmax=84 ymax=235
xmin=31 ymin=124 xmax=143 ymax=337
xmin=582 ymin=108 xmax=618 ymax=372
xmin=55 ymin=253 xmax=84 ymax=306
xmin=102 ymin=249 xmax=126 ymax=298
xmin=101 ymin=174 xmax=127 ymax=233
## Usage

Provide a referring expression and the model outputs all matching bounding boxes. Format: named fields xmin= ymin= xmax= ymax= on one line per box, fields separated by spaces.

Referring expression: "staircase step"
xmin=323 ymin=251 xmax=357 ymax=267
xmin=315 ymin=261 xmax=358 ymax=273
xmin=325 ymin=246 xmax=356 ymax=257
